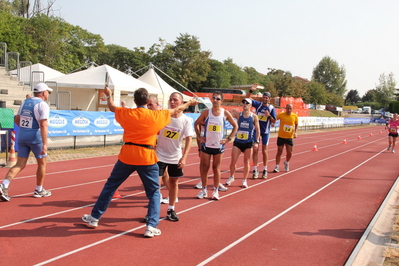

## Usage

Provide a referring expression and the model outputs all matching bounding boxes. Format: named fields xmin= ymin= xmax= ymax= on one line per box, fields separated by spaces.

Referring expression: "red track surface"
xmin=0 ymin=126 xmax=397 ymax=266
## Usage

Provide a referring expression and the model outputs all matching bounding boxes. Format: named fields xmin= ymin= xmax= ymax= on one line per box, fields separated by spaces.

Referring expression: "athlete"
xmin=156 ymin=92 xmax=193 ymax=221
xmin=0 ymin=83 xmax=52 ymax=201
xmin=386 ymin=113 xmax=399 ymax=153
xmin=245 ymin=83 xmax=276 ymax=179
xmin=226 ymin=98 xmax=260 ymax=188
xmin=273 ymin=104 xmax=298 ymax=173
xmin=194 ymin=91 xmax=238 ymax=200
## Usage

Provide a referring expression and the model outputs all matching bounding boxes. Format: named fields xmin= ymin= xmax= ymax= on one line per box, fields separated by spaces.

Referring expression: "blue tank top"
xmin=18 ymin=97 xmax=43 ymax=144
xmin=235 ymin=112 xmax=255 ymax=143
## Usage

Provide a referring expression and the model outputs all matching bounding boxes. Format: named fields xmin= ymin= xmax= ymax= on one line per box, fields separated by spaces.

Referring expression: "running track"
xmin=0 ymin=125 xmax=397 ymax=266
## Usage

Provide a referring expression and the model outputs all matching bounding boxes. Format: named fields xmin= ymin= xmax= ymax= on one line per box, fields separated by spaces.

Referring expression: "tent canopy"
xmin=138 ymin=67 xmax=192 ymax=102
xmin=10 ymin=63 xmax=65 ymax=82
xmin=47 ymin=64 xmax=160 ymax=94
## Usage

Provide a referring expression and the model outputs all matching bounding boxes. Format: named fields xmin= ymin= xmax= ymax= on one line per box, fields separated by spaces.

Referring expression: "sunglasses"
xmin=242 ymin=101 xmax=250 ymax=105
xmin=212 ymin=96 xmax=222 ymax=101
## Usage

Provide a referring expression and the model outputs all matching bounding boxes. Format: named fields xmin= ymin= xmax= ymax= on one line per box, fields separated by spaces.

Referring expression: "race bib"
xmin=163 ymin=129 xmax=180 ymax=140
xmin=236 ymin=130 xmax=249 ymax=140
xmin=283 ymin=124 xmax=293 ymax=133
xmin=20 ymin=115 xmax=33 ymax=129
xmin=258 ymin=113 xmax=268 ymax=122
xmin=207 ymin=122 xmax=221 ymax=133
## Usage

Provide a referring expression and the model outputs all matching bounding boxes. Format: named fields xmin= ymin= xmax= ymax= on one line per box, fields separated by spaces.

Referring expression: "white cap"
xmin=34 ymin=83 xmax=53 ymax=92
xmin=242 ymin=98 xmax=252 ymax=105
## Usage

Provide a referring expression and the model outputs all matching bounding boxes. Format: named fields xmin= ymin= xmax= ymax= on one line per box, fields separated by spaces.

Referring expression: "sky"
xmin=53 ymin=0 xmax=399 ymax=97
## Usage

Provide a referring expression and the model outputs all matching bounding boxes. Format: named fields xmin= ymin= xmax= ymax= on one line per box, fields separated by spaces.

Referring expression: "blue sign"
xmin=48 ymin=110 xmax=123 ymax=137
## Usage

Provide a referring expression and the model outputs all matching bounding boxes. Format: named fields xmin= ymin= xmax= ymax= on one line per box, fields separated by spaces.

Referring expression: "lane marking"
xmin=197 ymin=148 xmax=386 ymax=266
xmin=32 ymin=139 xmax=384 ymax=265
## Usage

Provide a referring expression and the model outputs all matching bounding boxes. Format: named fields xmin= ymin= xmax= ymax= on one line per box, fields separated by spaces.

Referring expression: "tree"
xmin=302 ymin=81 xmax=327 ymax=105
xmin=243 ymin=66 xmax=261 ymax=84
xmin=362 ymin=89 xmax=378 ymax=102
xmin=7 ymin=0 xmax=56 ymax=18
xmin=312 ymin=56 xmax=347 ymax=97
xmin=326 ymin=92 xmax=344 ymax=106
xmin=223 ymin=58 xmax=247 ymax=85
xmin=267 ymin=68 xmax=293 ymax=97
xmin=345 ymin=89 xmax=361 ymax=105
xmin=98 ymin=44 xmax=147 ymax=74
xmin=375 ymin=72 xmax=396 ymax=108
xmin=170 ymin=33 xmax=211 ymax=90
xmin=201 ymin=59 xmax=231 ymax=89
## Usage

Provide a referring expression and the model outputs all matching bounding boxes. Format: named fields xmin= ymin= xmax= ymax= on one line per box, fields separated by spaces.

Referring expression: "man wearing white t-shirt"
xmin=156 ymin=92 xmax=194 ymax=221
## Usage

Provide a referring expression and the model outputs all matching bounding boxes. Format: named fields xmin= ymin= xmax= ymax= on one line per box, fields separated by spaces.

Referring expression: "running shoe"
xmin=262 ymin=170 xmax=268 ymax=179
xmin=166 ymin=209 xmax=180 ymax=221
xmin=195 ymin=181 xmax=202 ymax=189
xmin=273 ymin=166 xmax=279 ymax=173
xmin=226 ymin=176 xmax=235 ymax=186
xmin=218 ymin=183 xmax=228 ymax=192
xmin=196 ymin=189 xmax=207 ymax=199
xmin=82 ymin=214 xmax=99 ymax=228
xmin=33 ymin=188 xmax=52 ymax=198
xmin=392 ymin=150 xmax=396 ymax=153
xmin=284 ymin=161 xmax=290 ymax=171
xmin=144 ymin=226 xmax=161 ymax=238
xmin=242 ymin=180 xmax=248 ymax=188
xmin=0 ymin=184 xmax=10 ymax=202
xmin=252 ymin=170 xmax=259 ymax=179
xmin=211 ymin=190 xmax=220 ymax=200
xmin=162 ymin=197 xmax=179 ymax=204
xmin=388 ymin=145 xmax=391 ymax=151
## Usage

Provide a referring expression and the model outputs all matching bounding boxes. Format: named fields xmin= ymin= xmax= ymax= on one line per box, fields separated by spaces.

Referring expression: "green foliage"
xmin=171 ymin=33 xmax=211 ymax=90
xmin=388 ymin=101 xmax=399 ymax=114
xmin=243 ymin=66 xmax=261 ymax=84
xmin=312 ymin=56 xmax=347 ymax=97
xmin=375 ymin=72 xmax=396 ymax=108
xmin=223 ymin=58 xmax=247 ymax=85
xmin=309 ymin=109 xmax=338 ymax=117
xmin=98 ymin=44 xmax=147 ymax=74
xmin=345 ymin=89 xmax=361 ymax=105
xmin=302 ymin=81 xmax=327 ymax=105
xmin=357 ymin=101 xmax=382 ymax=110
xmin=266 ymin=68 xmax=293 ymax=97
xmin=326 ymin=92 xmax=344 ymax=106
xmin=201 ymin=59 xmax=231 ymax=89
xmin=362 ymin=89 xmax=378 ymax=102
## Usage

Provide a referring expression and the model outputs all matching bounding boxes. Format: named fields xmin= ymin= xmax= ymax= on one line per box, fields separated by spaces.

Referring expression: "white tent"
xmin=10 ymin=63 xmax=65 ymax=84
xmin=138 ymin=67 xmax=192 ymax=109
xmin=46 ymin=64 xmax=161 ymax=111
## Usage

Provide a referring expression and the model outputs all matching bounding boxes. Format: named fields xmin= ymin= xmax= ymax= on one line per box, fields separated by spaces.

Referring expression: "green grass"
xmin=309 ymin=109 xmax=338 ymax=117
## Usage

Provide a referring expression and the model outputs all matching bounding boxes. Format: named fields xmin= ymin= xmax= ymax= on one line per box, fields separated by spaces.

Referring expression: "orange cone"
xmin=250 ymin=161 xmax=255 ymax=166
xmin=312 ymin=143 xmax=318 ymax=151
xmin=342 ymin=138 xmax=347 ymax=144
xmin=358 ymin=135 xmax=362 ymax=140
xmin=6 ymin=143 xmax=17 ymax=168
xmin=380 ymin=130 xmax=383 ymax=134
xmin=369 ymin=132 xmax=373 ymax=136
xmin=113 ymin=190 xmax=122 ymax=198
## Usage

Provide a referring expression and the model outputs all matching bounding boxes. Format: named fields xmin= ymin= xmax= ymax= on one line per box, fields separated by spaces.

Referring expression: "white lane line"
xmin=197 ymin=148 xmax=386 ymax=266
xmin=32 ymin=139 xmax=383 ymax=265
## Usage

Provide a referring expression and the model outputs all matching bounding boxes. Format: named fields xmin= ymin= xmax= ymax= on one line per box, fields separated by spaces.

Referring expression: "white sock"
xmin=2 ymin=179 xmax=10 ymax=188
xmin=253 ymin=166 xmax=258 ymax=171
xmin=263 ymin=166 xmax=267 ymax=171
xmin=36 ymin=185 xmax=43 ymax=192
xmin=168 ymin=205 xmax=175 ymax=210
